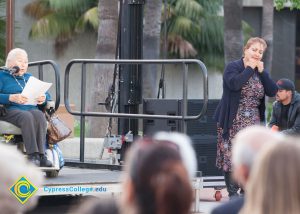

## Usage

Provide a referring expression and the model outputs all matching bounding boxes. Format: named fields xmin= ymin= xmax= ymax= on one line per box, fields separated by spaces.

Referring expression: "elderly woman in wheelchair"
xmin=0 ymin=48 xmax=52 ymax=167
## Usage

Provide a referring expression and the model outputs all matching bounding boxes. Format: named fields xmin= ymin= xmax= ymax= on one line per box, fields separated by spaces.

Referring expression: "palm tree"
xmin=24 ymin=0 xmax=99 ymax=56
xmin=0 ymin=0 xmax=5 ymax=65
xmin=262 ymin=0 xmax=274 ymax=74
xmin=223 ymin=0 xmax=243 ymax=64
xmin=89 ymin=0 xmax=119 ymax=137
xmin=164 ymin=0 xmax=224 ymax=69
xmin=143 ymin=0 xmax=162 ymax=98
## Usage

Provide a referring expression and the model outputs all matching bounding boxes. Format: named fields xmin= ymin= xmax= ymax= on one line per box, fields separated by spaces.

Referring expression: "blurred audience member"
xmin=211 ymin=125 xmax=282 ymax=214
xmin=121 ymin=132 xmax=196 ymax=214
xmin=153 ymin=131 xmax=197 ymax=179
xmin=0 ymin=143 xmax=44 ymax=214
xmin=240 ymin=139 xmax=300 ymax=214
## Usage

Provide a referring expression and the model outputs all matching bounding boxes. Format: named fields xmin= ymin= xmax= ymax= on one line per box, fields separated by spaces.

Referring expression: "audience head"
xmin=153 ymin=131 xmax=197 ymax=178
xmin=0 ymin=143 xmax=44 ymax=214
xmin=122 ymin=133 xmax=195 ymax=214
xmin=232 ymin=125 xmax=282 ymax=187
xmin=241 ymin=139 xmax=300 ymax=214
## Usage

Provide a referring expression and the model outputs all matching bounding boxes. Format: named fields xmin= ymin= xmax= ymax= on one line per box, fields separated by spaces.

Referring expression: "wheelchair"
xmin=0 ymin=101 xmax=64 ymax=178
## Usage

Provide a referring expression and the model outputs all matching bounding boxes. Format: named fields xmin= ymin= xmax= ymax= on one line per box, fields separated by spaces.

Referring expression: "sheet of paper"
xmin=21 ymin=76 xmax=52 ymax=105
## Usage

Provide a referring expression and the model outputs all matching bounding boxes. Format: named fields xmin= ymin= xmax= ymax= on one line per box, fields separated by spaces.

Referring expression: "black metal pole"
xmin=118 ymin=0 xmax=144 ymax=160
xmin=118 ymin=0 xmax=144 ymax=136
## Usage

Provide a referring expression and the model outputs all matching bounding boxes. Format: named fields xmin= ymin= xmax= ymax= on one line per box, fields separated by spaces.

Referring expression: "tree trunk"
xmin=223 ymin=0 xmax=243 ymax=64
xmin=89 ymin=0 xmax=118 ymax=137
xmin=143 ymin=0 xmax=162 ymax=98
xmin=262 ymin=0 xmax=274 ymax=74
xmin=262 ymin=0 xmax=274 ymax=119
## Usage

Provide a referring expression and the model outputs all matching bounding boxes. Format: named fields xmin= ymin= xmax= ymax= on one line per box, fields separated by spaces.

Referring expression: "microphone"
xmin=0 ymin=66 xmax=20 ymax=75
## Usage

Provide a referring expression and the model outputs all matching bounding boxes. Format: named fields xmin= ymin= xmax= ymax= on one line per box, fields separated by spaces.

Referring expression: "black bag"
xmin=46 ymin=112 xmax=72 ymax=144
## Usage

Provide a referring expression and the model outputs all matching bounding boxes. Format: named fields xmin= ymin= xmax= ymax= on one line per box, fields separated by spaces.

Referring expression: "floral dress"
xmin=216 ymin=73 xmax=265 ymax=172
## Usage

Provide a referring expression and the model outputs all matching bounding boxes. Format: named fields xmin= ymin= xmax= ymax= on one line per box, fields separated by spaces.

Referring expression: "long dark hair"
xmin=128 ymin=139 xmax=193 ymax=214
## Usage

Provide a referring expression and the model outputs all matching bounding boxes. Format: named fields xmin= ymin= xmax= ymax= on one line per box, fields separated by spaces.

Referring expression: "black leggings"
xmin=224 ymin=171 xmax=240 ymax=197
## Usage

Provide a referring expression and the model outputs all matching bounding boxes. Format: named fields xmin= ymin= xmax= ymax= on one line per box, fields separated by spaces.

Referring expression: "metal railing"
xmin=64 ymin=59 xmax=208 ymax=162
xmin=29 ymin=60 xmax=61 ymax=110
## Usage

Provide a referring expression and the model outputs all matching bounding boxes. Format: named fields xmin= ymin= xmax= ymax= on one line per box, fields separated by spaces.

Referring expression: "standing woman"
xmin=213 ymin=37 xmax=278 ymax=197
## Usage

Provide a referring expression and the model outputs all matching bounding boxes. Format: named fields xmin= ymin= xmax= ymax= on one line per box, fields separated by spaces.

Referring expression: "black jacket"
xmin=269 ymin=92 xmax=300 ymax=135
xmin=213 ymin=58 xmax=278 ymax=139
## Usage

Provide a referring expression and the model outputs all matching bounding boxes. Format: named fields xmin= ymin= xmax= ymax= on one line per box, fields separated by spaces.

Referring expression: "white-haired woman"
xmin=0 ymin=48 xmax=52 ymax=167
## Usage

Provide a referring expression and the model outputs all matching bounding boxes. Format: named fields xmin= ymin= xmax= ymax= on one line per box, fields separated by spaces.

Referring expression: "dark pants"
xmin=224 ymin=171 xmax=240 ymax=198
xmin=1 ymin=109 xmax=47 ymax=155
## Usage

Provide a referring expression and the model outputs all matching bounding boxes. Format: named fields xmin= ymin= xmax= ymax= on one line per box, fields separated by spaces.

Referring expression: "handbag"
xmin=45 ymin=112 xmax=72 ymax=144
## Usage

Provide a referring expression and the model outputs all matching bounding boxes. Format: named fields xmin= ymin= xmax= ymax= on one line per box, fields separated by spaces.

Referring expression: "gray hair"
xmin=232 ymin=125 xmax=282 ymax=169
xmin=5 ymin=48 xmax=28 ymax=67
xmin=0 ymin=144 xmax=43 ymax=214
xmin=153 ymin=132 xmax=197 ymax=178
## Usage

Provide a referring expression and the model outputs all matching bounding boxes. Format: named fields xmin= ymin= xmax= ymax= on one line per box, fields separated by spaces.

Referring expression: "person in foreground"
xmin=0 ymin=48 xmax=52 ymax=167
xmin=120 ymin=132 xmax=196 ymax=214
xmin=0 ymin=143 xmax=44 ymax=214
xmin=211 ymin=125 xmax=282 ymax=214
xmin=240 ymin=139 xmax=300 ymax=214
xmin=213 ymin=37 xmax=278 ymax=197
xmin=269 ymin=78 xmax=300 ymax=135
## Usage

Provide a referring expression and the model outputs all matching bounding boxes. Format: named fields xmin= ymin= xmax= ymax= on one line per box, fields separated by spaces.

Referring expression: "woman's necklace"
xmin=13 ymin=75 xmax=26 ymax=90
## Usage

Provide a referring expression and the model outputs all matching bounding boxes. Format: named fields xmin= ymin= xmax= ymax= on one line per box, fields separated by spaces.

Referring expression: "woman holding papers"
xmin=0 ymin=48 xmax=52 ymax=167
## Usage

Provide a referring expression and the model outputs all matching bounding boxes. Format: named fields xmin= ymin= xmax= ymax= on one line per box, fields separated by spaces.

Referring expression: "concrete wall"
xmin=243 ymin=0 xmax=292 ymax=8
xmin=162 ymin=64 xmax=222 ymax=99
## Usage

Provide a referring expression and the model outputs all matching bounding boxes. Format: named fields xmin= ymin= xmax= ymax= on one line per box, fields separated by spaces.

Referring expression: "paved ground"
xmin=197 ymin=188 xmax=229 ymax=213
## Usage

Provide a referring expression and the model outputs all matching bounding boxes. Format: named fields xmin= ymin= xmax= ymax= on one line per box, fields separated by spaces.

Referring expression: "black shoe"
xmin=28 ymin=153 xmax=40 ymax=167
xmin=40 ymin=155 xmax=53 ymax=167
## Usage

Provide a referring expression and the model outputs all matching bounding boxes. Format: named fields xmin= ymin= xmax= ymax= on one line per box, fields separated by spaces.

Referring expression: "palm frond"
xmin=49 ymin=0 xmax=97 ymax=13
xmin=168 ymin=16 xmax=192 ymax=35
xmin=24 ymin=0 xmax=98 ymax=56
xmin=75 ymin=7 xmax=99 ymax=33
xmin=29 ymin=13 xmax=76 ymax=39
xmin=175 ymin=0 xmax=203 ymax=20
xmin=163 ymin=0 xmax=224 ymax=69
xmin=167 ymin=34 xmax=197 ymax=58
xmin=198 ymin=0 xmax=222 ymax=14
xmin=23 ymin=0 xmax=51 ymax=19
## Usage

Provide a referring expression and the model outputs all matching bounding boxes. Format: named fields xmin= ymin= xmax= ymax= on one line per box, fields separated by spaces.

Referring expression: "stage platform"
xmin=36 ymin=166 xmax=226 ymax=213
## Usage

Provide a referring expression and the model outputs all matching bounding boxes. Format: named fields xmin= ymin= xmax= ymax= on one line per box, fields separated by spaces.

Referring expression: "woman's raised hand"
xmin=245 ymin=58 xmax=264 ymax=73
xmin=244 ymin=58 xmax=257 ymax=70
xmin=256 ymin=61 xmax=264 ymax=73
